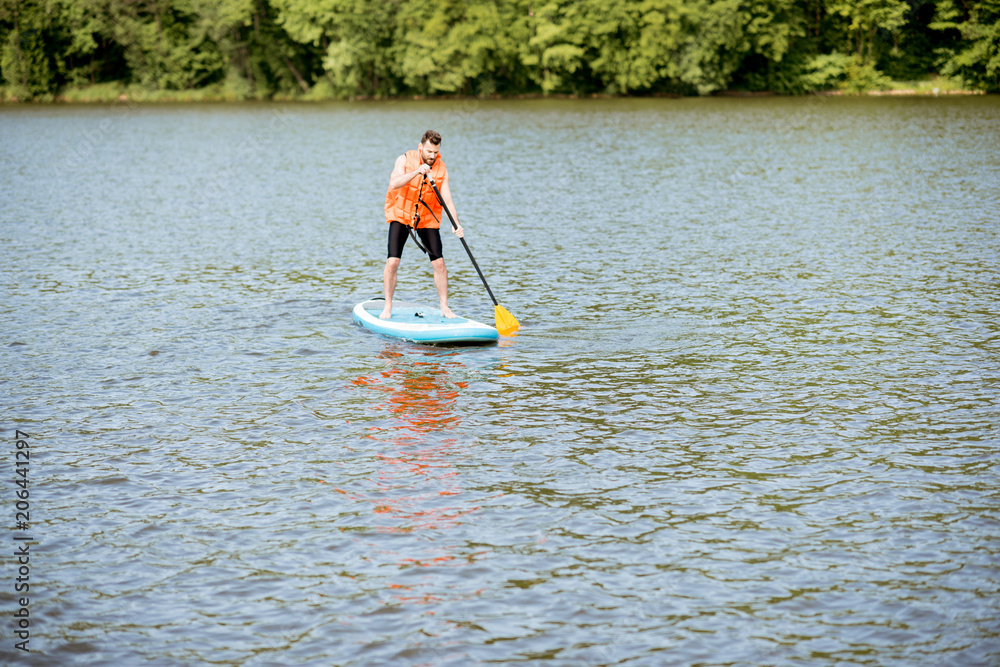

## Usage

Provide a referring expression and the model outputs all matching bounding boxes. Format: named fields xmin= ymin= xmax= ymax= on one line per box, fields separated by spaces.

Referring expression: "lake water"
xmin=2 ymin=96 xmax=999 ymax=666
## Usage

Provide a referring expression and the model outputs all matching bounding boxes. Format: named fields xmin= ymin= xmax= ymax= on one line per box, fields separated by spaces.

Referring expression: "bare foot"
xmin=379 ymin=307 xmax=392 ymax=320
xmin=441 ymin=306 xmax=457 ymax=318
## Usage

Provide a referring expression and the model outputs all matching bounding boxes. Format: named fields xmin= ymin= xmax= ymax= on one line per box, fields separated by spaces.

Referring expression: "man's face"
xmin=419 ymin=141 xmax=440 ymax=166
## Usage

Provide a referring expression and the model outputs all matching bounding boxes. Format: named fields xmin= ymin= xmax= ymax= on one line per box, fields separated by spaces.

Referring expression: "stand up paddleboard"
xmin=353 ymin=299 xmax=499 ymax=345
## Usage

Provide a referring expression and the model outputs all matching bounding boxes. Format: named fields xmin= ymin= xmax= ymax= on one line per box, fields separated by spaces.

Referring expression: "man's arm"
xmin=439 ymin=174 xmax=464 ymax=237
xmin=388 ymin=155 xmax=429 ymax=190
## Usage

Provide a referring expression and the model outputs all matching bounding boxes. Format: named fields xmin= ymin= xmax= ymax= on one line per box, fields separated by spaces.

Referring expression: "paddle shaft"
xmin=426 ymin=177 xmax=500 ymax=307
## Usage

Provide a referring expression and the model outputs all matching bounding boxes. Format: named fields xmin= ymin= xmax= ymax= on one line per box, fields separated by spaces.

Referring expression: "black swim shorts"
xmin=387 ymin=221 xmax=443 ymax=261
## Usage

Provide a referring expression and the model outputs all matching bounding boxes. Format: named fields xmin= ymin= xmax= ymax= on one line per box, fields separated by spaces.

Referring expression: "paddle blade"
xmin=494 ymin=305 xmax=520 ymax=336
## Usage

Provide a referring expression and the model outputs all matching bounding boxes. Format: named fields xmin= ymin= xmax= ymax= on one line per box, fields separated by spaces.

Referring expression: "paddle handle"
xmin=427 ymin=176 xmax=500 ymax=307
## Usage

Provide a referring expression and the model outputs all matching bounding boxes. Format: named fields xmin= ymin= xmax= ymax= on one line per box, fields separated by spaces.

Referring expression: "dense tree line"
xmin=1 ymin=0 xmax=997 ymax=101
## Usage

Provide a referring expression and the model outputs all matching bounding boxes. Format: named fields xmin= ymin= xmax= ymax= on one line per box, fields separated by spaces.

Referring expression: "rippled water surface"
xmin=2 ymin=96 xmax=999 ymax=666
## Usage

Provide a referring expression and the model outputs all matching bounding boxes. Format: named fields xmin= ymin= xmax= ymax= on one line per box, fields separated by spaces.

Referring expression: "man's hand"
xmin=452 ymin=224 xmax=464 ymax=239
xmin=416 ymin=163 xmax=431 ymax=175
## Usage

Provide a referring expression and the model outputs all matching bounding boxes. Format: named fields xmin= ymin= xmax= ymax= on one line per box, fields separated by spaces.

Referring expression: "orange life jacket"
xmin=384 ymin=149 xmax=448 ymax=229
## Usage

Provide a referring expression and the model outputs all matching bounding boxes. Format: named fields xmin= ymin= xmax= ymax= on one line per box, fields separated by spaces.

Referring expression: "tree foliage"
xmin=932 ymin=0 xmax=1000 ymax=91
xmin=1 ymin=0 xmax=996 ymax=100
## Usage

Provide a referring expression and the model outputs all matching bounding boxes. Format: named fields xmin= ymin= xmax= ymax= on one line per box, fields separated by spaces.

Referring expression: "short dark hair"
xmin=421 ymin=130 xmax=442 ymax=145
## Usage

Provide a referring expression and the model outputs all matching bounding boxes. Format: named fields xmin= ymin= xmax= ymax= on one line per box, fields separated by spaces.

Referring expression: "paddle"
xmin=425 ymin=175 xmax=520 ymax=336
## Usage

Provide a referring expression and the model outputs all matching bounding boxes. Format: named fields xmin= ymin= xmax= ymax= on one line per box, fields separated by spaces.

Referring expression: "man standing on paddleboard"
xmin=381 ymin=130 xmax=465 ymax=320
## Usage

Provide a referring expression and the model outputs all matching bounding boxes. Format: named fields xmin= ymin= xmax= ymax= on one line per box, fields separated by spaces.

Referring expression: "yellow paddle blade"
xmin=494 ymin=305 xmax=520 ymax=336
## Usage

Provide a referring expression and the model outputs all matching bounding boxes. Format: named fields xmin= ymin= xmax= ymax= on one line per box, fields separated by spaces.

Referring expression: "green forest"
xmin=1 ymin=0 xmax=997 ymax=102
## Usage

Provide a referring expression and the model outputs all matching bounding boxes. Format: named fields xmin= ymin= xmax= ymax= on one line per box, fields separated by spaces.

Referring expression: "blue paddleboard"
xmin=353 ymin=299 xmax=499 ymax=344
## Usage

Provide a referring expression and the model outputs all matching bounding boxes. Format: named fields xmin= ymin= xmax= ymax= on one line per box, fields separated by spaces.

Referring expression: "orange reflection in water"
xmin=348 ymin=348 xmax=476 ymax=536
xmin=370 ymin=354 xmax=467 ymax=435
xmin=340 ymin=347 xmax=496 ymax=614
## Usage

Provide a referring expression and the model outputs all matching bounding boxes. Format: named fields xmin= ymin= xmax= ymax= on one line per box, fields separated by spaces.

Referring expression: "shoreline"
xmin=1 ymin=87 xmax=988 ymax=105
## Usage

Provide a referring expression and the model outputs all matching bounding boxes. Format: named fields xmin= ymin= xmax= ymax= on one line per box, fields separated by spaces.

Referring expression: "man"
xmin=380 ymin=130 xmax=464 ymax=320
